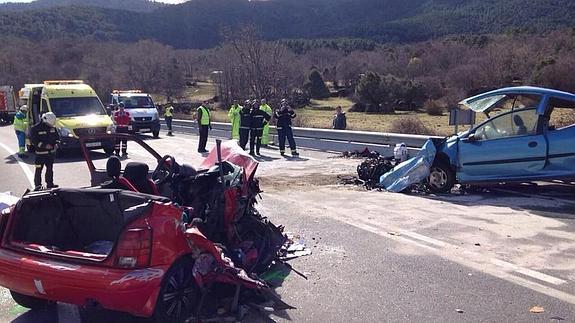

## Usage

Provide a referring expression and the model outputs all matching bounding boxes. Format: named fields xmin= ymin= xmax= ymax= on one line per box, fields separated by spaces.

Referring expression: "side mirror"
xmin=462 ymin=133 xmax=477 ymax=143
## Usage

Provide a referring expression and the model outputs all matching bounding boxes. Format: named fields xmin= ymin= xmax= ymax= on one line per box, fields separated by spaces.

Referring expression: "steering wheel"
xmin=152 ymin=155 xmax=176 ymax=185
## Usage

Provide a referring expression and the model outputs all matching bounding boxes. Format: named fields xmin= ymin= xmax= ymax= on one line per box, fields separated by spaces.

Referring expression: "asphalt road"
xmin=0 ymin=123 xmax=574 ymax=323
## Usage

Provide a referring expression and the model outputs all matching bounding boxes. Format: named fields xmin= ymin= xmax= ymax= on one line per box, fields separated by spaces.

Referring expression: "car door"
xmin=457 ymin=107 xmax=547 ymax=182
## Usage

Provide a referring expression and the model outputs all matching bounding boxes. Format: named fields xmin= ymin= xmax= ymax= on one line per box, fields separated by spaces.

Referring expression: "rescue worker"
xmin=13 ymin=105 xmax=29 ymax=158
xmin=249 ymin=101 xmax=270 ymax=156
xmin=197 ymin=101 xmax=211 ymax=153
xmin=164 ymin=102 xmax=175 ymax=136
xmin=228 ymin=99 xmax=242 ymax=140
xmin=239 ymin=100 xmax=252 ymax=150
xmin=113 ymin=102 xmax=130 ymax=156
xmin=274 ymin=99 xmax=299 ymax=157
xmin=259 ymin=99 xmax=272 ymax=146
xmin=30 ymin=112 xmax=60 ymax=190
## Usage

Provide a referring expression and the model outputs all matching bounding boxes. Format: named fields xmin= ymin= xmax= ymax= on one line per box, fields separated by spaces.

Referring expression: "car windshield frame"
xmin=49 ymin=97 xmax=107 ymax=118
xmin=118 ymin=96 xmax=155 ymax=109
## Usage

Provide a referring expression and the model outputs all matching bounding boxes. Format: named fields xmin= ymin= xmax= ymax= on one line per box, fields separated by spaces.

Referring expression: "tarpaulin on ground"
xmin=379 ymin=140 xmax=436 ymax=192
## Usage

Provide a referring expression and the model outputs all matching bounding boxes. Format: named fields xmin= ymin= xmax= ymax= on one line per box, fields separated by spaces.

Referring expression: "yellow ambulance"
xmin=24 ymin=80 xmax=115 ymax=154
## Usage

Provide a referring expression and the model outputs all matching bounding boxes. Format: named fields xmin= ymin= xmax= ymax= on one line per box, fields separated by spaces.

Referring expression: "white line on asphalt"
xmin=57 ymin=303 xmax=82 ymax=323
xmin=492 ymin=259 xmax=567 ymax=286
xmin=330 ymin=213 xmax=575 ymax=305
xmin=0 ymin=142 xmax=34 ymax=186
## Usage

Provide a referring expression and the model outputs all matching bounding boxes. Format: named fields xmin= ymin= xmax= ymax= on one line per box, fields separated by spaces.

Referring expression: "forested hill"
xmin=0 ymin=0 xmax=165 ymax=12
xmin=0 ymin=0 xmax=574 ymax=48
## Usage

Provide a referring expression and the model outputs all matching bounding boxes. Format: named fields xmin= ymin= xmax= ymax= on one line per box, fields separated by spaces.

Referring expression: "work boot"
xmin=167 ymin=131 xmax=173 ymax=136
xmin=47 ymin=184 xmax=59 ymax=189
xmin=249 ymin=151 xmax=256 ymax=156
xmin=33 ymin=185 xmax=43 ymax=191
xmin=114 ymin=151 xmax=120 ymax=156
xmin=280 ymin=151 xmax=285 ymax=157
xmin=291 ymin=151 xmax=300 ymax=157
xmin=122 ymin=151 xmax=128 ymax=157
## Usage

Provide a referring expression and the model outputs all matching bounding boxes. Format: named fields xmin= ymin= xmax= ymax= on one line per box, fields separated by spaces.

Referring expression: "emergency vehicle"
xmin=0 ymin=86 xmax=17 ymax=124
xmin=109 ymin=90 xmax=160 ymax=138
xmin=23 ymin=80 xmax=115 ymax=154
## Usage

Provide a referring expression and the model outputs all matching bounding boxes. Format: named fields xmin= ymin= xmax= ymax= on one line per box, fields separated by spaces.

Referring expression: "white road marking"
xmin=331 ymin=213 xmax=575 ymax=305
xmin=0 ymin=142 xmax=34 ymax=186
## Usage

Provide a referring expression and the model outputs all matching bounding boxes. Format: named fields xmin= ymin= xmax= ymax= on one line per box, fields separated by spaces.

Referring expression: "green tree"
xmin=305 ymin=69 xmax=330 ymax=99
xmin=355 ymin=71 xmax=382 ymax=105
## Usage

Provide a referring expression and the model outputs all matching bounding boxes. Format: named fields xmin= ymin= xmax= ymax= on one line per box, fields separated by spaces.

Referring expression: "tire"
xmin=103 ymin=146 xmax=115 ymax=155
xmin=427 ymin=160 xmax=456 ymax=194
xmin=153 ymin=130 xmax=160 ymax=138
xmin=10 ymin=290 xmax=54 ymax=309
xmin=154 ymin=257 xmax=199 ymax=323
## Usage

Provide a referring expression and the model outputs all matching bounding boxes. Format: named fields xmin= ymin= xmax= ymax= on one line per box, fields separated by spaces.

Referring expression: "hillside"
xmin=0 ymin=0 xmax=574 ymax=48
xmin=0 ymin=0 xmax=165 ymax=12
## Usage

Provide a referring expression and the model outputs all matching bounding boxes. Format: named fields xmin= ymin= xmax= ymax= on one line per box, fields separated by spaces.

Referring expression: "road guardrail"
xmin=164 ymin=118 xmax=443 ymax=156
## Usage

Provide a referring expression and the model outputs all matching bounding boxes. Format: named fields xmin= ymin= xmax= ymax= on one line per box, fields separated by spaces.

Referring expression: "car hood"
xmin=56 ymin=114 xmax=112 ymax=129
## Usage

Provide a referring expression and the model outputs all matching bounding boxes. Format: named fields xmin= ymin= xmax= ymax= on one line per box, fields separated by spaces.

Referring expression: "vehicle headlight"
xmin=58 ymin=127 xmax=74 ymax=138
xmin=107 ymin=124 xmax=116 ymax=134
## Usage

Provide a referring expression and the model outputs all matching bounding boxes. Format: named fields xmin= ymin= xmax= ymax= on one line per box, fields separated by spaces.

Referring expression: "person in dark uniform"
xmin=239 ymin=100 xmax=252 ymax=150
xmin=30 ymin=112 xmax=60 ymax=190
xmin=249 ymin=101 xmax=270 ymax=156
xmin=274 ymin=99 xmax=299 ymax=157
xmin=114 ymin=102 xmax=131 ymax=157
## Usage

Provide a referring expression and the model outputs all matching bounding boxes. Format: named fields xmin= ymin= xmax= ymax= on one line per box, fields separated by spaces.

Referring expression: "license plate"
xmin=86 ymin=142 xmax=101 ymax=148
xmin=128 ymin=126 xmax=133 ymax=131
xmin=140 ymin=128 xmax=150 ymax=132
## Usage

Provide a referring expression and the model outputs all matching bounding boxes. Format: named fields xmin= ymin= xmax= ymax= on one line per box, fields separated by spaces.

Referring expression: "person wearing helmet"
xmin=13 ymin=105 xmax=29 ymax=158
xmin=30 ymin=112 xmax=60 ymax=190
xmin=274 ymin=99 xmax=299 ymax=157
xmin=114 ymin=102 xmax=131 ymax=157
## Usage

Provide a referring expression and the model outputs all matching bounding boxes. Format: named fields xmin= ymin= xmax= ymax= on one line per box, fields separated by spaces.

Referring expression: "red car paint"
xmin=0 ymin=199 xmax=192 ymax=317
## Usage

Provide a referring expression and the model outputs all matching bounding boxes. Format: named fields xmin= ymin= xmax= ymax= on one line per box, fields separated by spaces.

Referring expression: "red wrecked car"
xmin=0 ymin=134 xmax=290 ymax=322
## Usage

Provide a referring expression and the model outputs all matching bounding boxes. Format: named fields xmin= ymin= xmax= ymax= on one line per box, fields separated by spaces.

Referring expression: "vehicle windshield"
xmin=460 ymin=95 xmax=507 ymax=112
xmin=49 ymin=97 xmax=106 ymax=118
xmin=118 ymin=96 xmax=154 ymax=108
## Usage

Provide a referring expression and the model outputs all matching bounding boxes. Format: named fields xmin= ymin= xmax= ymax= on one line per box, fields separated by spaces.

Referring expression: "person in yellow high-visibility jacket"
xmin=228 ymin=99 xmax=242 ymax=140
xmin=13 ymin=105 xmax=29 ymax=158
xmin=259 ymin=99 xmax=272 ymax=146
xmin=197 ymin=101 xmax=211 ymax=153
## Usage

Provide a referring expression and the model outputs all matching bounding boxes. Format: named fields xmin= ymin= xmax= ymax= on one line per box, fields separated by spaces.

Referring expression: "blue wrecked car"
xmin=426 ymin=86 xmax=575 ymax=193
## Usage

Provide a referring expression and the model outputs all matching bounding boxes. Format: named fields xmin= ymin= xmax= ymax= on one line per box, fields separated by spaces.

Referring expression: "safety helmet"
xmin=244 ymin=99 xmax=251 ymax=105
xmin=41 ymin=112 xmax=57 ymax=126
xmin=118 ymin=102 xmax=125 ymax=108
xmin=20 ymin=105 xmax=28 ymax=112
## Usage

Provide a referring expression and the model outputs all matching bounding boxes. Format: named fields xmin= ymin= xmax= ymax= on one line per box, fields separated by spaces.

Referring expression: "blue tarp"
xmin=379 ymin=140 xmax=436 ymax=193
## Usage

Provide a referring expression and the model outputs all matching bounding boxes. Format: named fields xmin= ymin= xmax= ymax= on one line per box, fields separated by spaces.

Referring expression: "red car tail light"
xmin=115 ymin=227 xmax=152 ymax=269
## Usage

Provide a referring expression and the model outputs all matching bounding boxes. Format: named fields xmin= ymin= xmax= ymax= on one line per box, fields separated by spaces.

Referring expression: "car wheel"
xmin=103 ymin=146 xmax=115 ymax=155
xmin=427 ymin=161 xmax=455 ymax=194
xmin=153 ymin=130 xmax=160 ymax=138
xmin=10 ymin=290 xmax=54 ymax=309
xmin=154 ymin=257 xmax=199 ymax=323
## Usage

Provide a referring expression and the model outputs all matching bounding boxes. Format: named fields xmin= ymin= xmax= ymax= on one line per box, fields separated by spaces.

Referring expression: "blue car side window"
xmin=474 ymin=108 xmax=538 ymax=141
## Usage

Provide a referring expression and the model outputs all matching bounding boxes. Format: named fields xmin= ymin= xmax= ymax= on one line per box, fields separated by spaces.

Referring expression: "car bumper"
xmin=130 ymin=120 xmax=160 ymax=133
xmin=0 ymin=248 xmax=168 ymax=317
xmin=60 ymin=137 xmax=115 ymax=150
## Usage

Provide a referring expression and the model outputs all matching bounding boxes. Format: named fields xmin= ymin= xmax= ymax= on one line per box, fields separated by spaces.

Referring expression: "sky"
xmin=0 ymin=0 xmax=187 ymax=3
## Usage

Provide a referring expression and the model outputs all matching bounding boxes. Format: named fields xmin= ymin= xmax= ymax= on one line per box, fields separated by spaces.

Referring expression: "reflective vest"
xmin=164 ymin=105 xmax=174 ymax=117
xmin=260 ymin=104 xmax=272 ymax=118
xmin=13 ymin=111 xmax=28 ymax=132
xmin=198 ymin=106 xmax=210 ymax=125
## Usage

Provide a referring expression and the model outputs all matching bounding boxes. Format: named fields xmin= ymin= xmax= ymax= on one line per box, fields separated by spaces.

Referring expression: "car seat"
xmin=123 ymin=162 xmax=159 ymax=195
xmin=513 ymin=115 xmax=528 ymax=135
xmin=100 ymin=156 xmax=138 ymax=192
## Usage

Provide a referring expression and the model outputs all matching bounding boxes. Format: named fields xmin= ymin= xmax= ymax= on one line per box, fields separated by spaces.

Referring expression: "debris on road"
xmin=280 ymin=234 xmax=312 ymax=260
xmin=455 ymin=308 xmax=464 ymax=314
xmin=529 ymin=305 xmax=545 ymax=313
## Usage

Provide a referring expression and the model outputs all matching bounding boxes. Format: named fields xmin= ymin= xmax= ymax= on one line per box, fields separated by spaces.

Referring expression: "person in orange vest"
xmin=114 ymin=102 xmax=131 ymax=157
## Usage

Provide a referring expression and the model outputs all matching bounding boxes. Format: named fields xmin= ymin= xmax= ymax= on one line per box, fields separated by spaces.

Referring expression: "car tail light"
xmin=115 ymin=227 xmax=152 ymax=269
